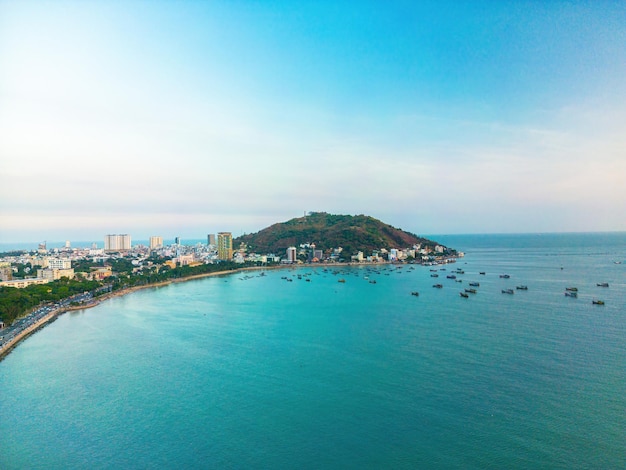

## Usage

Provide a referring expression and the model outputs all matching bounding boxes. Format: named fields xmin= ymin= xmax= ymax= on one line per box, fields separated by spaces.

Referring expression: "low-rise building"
xmin=0 ymin=278 xmax=51 ymax=288
xmin=89 ymin=266 xmax=112 ymax=281
xmin=37 ymin=268 xmax=75 ymax=281
xmin=47 ymin=258 xmax=72 ymax=270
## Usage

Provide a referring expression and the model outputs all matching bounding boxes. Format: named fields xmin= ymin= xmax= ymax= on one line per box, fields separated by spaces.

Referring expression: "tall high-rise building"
xmin=175 ymin=236 xmax=181 ymax=245
xmin=149 ymin=236 xmax=163 ymax=250
xmin=208 ymin=234 xmax=216 ymax=246
xmin=217 ymin=232 xmax=233 ymax=260
xmin=286 ymin=246 xmax=297 ymax=263
xmin=104 ymin=234 xmax=131 ymax=252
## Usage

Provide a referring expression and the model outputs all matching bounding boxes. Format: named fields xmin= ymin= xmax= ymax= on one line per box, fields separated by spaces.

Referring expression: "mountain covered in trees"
xmin=234 ymin=212 xmax=444 ymax=257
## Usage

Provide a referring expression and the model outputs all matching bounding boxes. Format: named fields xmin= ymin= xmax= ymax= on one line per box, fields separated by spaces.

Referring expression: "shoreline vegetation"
xmin=1 ymin=260 xmax=430 ymax=361
xmin=0 ymin=264 xmax=270 ymax=361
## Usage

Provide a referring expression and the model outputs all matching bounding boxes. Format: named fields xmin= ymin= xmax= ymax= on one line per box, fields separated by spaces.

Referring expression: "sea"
xmin=1 ymin=233 xmax=624 ymax=469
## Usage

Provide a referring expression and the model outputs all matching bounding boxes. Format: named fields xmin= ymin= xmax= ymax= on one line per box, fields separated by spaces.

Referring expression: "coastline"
xmin=0 ymin=260 xmax=437 ymax=362
xmin=0 ymin=263 xmax=302 ymax=361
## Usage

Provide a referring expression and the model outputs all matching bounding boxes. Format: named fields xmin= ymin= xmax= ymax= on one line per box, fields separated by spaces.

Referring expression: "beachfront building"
xmin=104 ymin=234 xmax=132 ymax=252
xmin=149 ymin=236 xmax=163 ymax=250
xmin=351 ymin=251 xmax=364 ymax=262
xmin=217 ymin=232 xmax=233 ymax=261
xmin=286 ymin=246 xmax=297 ymax=263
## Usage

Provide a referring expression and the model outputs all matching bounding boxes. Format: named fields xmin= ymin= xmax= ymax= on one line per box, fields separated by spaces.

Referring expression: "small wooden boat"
xmin=459 ymin=292 xmax=469 ymax=298
xmin=592 ymin=299 xmax=605 ymax=305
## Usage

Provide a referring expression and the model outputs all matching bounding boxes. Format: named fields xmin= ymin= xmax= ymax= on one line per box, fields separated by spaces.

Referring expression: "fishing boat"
xmin=502 ymin=289 xmax=514 ymax=295
xmin=433 ymin=284 xmax=443 ymax=288
xmin=516 ymin=285 xmax=528 ymax=290
xmin=469 ymin=282 xmax=480 ymax=287
xmin=411 ymin=291 xmax=419 ymax=297
xmin=446 ymin=274 xmax=457 ymax=279
xmin=500 ymin=274 xmax=510 ymax=279
xmin=565 ymin=291 xmax=577 ymax=298
xmin=431 ymin=273 xmax=439 ymax=278
xmin=565 ymin=287 xmax=578 ymax=292
xmin=338 ymin=279 xmax=346 ymax=283
xmin=596 ymin=282 xmax=609 ymax=287
xmin=479 ymin=272 xmax=486 ymax=275
xmin=459 ymin=292 xmax=469 ymax=298
xmin=465 ymin=288 xmax=477 ymax=294
xmin=592 ymin=299 xmax=605 ymax=305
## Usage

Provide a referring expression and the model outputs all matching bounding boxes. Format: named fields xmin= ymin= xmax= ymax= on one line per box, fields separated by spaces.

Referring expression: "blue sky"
xmin=1 ymin=1 xmax=625 ymax=243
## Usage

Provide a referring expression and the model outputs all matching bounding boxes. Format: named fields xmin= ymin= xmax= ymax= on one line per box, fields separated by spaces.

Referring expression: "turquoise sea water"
xmin=1 ymin=233 xmax=625 ymax=469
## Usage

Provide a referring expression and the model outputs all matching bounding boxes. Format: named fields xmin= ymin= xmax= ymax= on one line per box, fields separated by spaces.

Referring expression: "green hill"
xmin=234 ymin=212 xmax=448 ymax=258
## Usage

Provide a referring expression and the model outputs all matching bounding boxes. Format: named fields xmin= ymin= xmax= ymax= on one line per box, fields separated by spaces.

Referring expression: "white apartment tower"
xmin=149 ymin=236 xmax=163 ymax=250
xmin=104 ymin=234 xmax=132 ymax=252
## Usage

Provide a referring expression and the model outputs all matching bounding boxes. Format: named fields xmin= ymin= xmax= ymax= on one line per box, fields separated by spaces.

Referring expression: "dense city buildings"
xmin=217 ymin=232 xmax=233 ymax=260
xmin=104 ymin=234 xmax=131 ymax=252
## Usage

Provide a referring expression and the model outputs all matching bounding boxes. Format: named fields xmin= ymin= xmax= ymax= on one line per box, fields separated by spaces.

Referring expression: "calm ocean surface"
xmin=1 ymin=233 xmax=625 ymax=469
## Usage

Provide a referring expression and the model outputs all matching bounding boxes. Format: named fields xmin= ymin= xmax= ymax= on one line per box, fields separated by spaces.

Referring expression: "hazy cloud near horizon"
xmin=1 ymin=1 xmax=625 ymax=243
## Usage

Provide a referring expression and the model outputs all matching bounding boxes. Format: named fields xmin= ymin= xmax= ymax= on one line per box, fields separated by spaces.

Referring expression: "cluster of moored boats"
xmin=425 ymin=267 xmax=609 ymax=305
xmin=276 ymin=265 xmax=610 ymax=305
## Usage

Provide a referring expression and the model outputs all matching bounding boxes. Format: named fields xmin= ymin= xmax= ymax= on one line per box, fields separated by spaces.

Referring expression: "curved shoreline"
xmin=0 ymin=260 xmax=430 ymax=362
xmin=0 ymin=264 xmax=297 ymax=361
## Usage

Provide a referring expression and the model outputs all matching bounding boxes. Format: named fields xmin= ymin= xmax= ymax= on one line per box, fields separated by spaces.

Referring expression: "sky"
xmin=1 ymin=0 xmax=625 ymax=243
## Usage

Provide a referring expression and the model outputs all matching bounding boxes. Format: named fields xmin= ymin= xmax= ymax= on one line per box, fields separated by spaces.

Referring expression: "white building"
xmin=149 ymin=236 xmax=163 ymax=250
xmin=47 ymin=258 xmax=72 ymax=270
xmin=104 ymin=234 xmax=132 ymax=252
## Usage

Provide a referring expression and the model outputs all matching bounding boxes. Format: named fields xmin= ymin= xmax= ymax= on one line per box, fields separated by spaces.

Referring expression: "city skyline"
xmin=1 ymin=1 xmax=626 ymax=243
